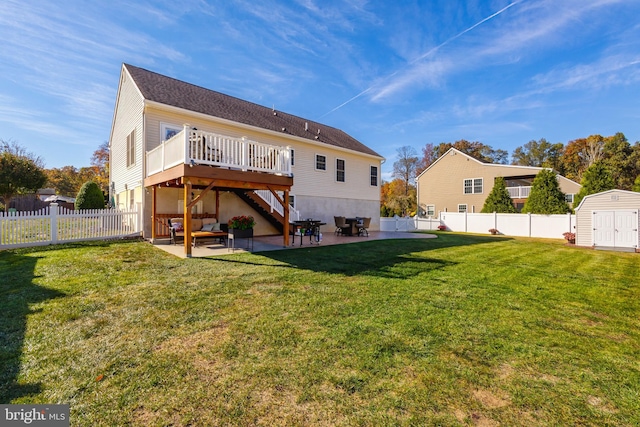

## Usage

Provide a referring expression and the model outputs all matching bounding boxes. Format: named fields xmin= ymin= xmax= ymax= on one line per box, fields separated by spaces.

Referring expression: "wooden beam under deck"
xmin=144 ymin=164 xmax=292 ymax=190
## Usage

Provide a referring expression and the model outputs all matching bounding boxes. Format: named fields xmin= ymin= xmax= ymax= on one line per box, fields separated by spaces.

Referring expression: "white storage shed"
xmin=575 ymin=189 xmax=640 ymax=252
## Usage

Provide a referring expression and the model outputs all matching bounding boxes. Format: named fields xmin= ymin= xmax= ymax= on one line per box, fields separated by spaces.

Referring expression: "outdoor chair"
xmin=334 ymin=216 xmax=347 ymax=235
xmin=357 ymin=217 xmax=371 ymax=237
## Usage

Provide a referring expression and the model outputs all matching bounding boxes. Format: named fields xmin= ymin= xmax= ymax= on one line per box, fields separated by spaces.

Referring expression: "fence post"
xmin=528 ymin=212 xmax=532 ymax=237
xmin=464 ymin=211 xmax=468 ymax=232
xmin=50 ymin=203 xmax=58 ymax=244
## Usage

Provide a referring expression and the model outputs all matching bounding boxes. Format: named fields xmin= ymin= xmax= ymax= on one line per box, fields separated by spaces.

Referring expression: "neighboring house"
xmin=574 ymin=189 xmax=640 ymax=252
xmin=416 ymin=148 xmax=581 ymax=216
xmin=109 ymin=63 xmax=383 ymax=253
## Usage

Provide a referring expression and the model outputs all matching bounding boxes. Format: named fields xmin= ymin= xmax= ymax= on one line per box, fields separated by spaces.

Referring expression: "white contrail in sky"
xmin=319 ymin=0 xmax=522 ymax=119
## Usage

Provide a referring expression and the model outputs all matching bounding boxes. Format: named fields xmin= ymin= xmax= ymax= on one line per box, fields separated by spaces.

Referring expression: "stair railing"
xmin=254 ymin=190 xmax=300 ymax=221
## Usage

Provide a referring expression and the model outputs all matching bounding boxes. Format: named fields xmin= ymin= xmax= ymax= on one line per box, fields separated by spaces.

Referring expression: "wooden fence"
xmin=0 ymin=203 xmax=141 ymax=249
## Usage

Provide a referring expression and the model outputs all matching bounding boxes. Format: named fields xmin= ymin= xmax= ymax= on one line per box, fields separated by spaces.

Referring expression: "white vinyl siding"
xmin=109 ymin=68 xmax=144 ymax=197
xmin=336 ymin=158 xmax=345 ymax=182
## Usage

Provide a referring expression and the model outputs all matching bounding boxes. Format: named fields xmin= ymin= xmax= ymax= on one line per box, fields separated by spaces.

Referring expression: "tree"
xmin=75 ymin=181 xmax=105 ymax=210
xmin=380 ymin=178 xmax=417 ymax=217
xmin=633 ymin=175 xmax=640 ymax=192
xmin=392 ymin=146 xmax=419 ymax=198
xmin=573 ymin=161 xmax=616 ymax=208
xmin=0 ymin=140 xmax=47 ymax=212
xmin=522 ymin=169 xmax=570 ymax=214
xmin=511 ymin=138 xmax=564 ymax=171
xmin=418 ymin=140 xmax=507 ymax=171
xmin=601 ymin=133 xmax=637 ymax=190
xmin=91 ymin=141 xmax=110 ymax=194
xmin=481 ymin=177 xmax=517 ymax=213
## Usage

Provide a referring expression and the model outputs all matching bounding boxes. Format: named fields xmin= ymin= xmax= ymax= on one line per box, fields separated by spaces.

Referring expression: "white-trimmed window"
xmin=288 ymin=194 xmax=296 ymax=209
xmin=126 ymin=129 xmax=136 ymax=167
xmin=426 ymin=205 xmax=435 ymax=217
xmin=565 ymin=194 xmax=574 ymax=203
xmin=290 ymin=149 xmax=295 ymax=166
xmin=315 ymin=154 xmax=326 ymax=171
xmin=336 ymin=158 xmax=345 ymax=182
xmin=464 ymin=178 xmax=483 ymax=194
xmin=370 ymin=165 xmax=378 ymax=186
xmin=458 ymin=204 xmax=467 ymax=213
xmin=161 ymin=123 xmax=181 ymax=141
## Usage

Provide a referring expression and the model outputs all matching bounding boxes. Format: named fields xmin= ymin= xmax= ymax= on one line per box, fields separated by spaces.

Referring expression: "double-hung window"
xmin=336 ymin=159 xmax=345 ymax=182
xmin=126 ymin=129 xmax=136 ymax=167
xmin=370 ymin=165 xmax=378 ymax=186
xmin=315 ymin=154 xmax=326 ymax=171
xmin=464 ymin=178 xmax=483 ymax=194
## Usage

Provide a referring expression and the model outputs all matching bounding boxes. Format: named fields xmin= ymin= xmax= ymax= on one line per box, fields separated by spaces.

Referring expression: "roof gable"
xmin=123 ymin=64 xmax=381 ymax=158
xmin=417 ymin=147 xmax=579 ymax=186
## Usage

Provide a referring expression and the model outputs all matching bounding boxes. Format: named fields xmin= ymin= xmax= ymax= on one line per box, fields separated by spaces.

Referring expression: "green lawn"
xmin=1 ymin=234 xmax=639 ymax=426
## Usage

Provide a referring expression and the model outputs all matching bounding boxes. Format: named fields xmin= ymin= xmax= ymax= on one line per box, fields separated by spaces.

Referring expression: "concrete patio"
xmin=153 ymin=230 xmax=437 ymax=258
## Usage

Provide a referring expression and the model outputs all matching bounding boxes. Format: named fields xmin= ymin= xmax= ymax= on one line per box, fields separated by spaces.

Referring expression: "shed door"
xmin=615 ymin=210 xmax=638 ymax=248
xmin=593 ymin=211 xmax=615 ymax=247
xmin=593 ymin=210 xmax=638 ymax=249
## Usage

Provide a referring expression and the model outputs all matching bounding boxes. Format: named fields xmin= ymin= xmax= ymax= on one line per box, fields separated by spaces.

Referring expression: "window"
xmin=126 ymin=129 xmax=136 ymax=167
xmin=161 ymin=123 xmax=181 ymax=141
xmin=426 ymin=205 xmax=435 ymax=217
xmin=336 ymin=159 xmax=345 ymax=182
xmin=370 ymin=166 xmax=378 ymax=186
xmin=464 ymin=178 xmax=483 ymax=194
xmin=315 ymin=154 xmax=326 ymax=171
xmin=290 ymin=149 xmax=295 ymax=166
xmin=288 ymin=194 xmax=296 ymax=209
xmin=458 ymin=204 xmax=467 ymax=213
xmin=565 ymin=194 xmax=574 ymax=203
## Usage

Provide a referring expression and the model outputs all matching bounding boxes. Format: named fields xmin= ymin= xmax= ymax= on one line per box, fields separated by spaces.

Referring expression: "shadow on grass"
xmin=0 ymin=251 xmax=66 ymax=403
xmin=212 ymin=233 xmax=508 ymax=278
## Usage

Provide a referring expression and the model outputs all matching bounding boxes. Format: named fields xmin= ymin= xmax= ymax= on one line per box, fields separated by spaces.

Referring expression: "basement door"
xmin=593 ymin=210 xmax=639 ymax=249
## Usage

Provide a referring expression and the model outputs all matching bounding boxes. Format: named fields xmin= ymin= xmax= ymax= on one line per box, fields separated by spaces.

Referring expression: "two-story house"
xmin=416 ymin=148 xmax=581 ymax=216
xmin=109 ymin=64 xmax=384 ymax=255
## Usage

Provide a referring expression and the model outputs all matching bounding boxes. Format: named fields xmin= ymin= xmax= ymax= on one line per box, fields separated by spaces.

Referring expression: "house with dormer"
xmin=416 ymin=148 xmax=581 ymax=217
xmin=109 ymin=64 xmax=383 ymax=255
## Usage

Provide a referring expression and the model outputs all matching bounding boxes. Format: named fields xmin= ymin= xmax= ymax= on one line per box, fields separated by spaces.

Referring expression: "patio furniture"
xmin=228 ymin=227 xmax=253 ymax=252
xmin=342 ymin=218 xmax=360 ymax=236
xmin=169 ymin=217 xmax=227 ymax=247
xmin=334 ymin=216 xmax=347 ymax=235
xmin=293 ymin=219 xmax=326 ymax=245
xmin=357 ymin=217 xmax=371 ymax=237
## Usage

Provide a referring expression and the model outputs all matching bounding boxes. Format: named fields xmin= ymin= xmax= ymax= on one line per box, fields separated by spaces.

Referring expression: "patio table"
xmin=342 ymin=218 xmax=361 ymax=236
xmin=293 ymin=219 xmax=326 ymax=246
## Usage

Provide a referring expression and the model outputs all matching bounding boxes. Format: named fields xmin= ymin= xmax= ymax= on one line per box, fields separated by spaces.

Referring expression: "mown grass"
xmin=1 ymin=234 xmax=639 ymax=426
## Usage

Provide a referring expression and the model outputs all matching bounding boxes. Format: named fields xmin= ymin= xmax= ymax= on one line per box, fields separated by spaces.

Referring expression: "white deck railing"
xmin=254 ymin=190 xmax=300 ymax=221
xmin=146 ymin=125 xmax=292 ymax=177
xmin=0 ymin=203 xmax=141 ymax=249
xmin=507 ymin=186 xmax=531 ymax=198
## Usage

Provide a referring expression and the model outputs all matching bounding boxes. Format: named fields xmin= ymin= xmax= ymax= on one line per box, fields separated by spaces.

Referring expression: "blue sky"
xmin=1 ymin=0 xmax=639 ymax=180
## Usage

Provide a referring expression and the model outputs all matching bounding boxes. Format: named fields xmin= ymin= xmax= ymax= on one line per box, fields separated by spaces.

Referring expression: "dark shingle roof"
xmin=124 ymin=64 xmax=381 ymax=158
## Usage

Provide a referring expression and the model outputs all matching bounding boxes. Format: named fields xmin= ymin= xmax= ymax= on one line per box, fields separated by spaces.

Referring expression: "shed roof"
xmin=123 ymin=64 xmax=382 ymax=158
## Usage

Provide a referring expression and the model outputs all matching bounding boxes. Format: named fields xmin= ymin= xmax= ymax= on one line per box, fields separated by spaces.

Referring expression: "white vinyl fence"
xmin=0 ymin=203 xmax=141 ymax=249
xmin=381 ymin=212 xmax=575 ymax=240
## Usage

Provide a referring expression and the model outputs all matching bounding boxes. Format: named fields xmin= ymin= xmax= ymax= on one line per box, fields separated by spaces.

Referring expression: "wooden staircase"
xmin=232 ymin=190 xmax=286 ymax=233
